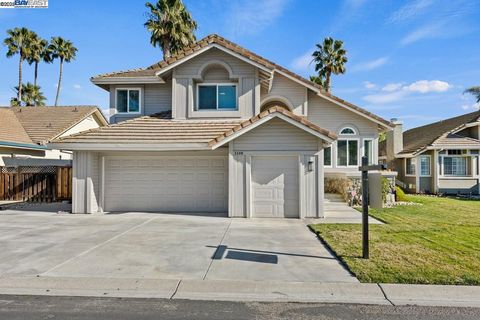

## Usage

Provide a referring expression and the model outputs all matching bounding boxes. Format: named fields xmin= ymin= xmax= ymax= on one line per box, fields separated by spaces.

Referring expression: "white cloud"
xmin=404 ymin=80 xmax=450 ymax=93
xmin=388 ymin=0 xmax=434 ymax=23
xmin=363 ymin=80 xmax=452 ymax=104
xmin=290 ymin=49 xmax=313 ymax=72
xmin=400 ymin=22 xmax=446 ymax=45
xmin=363 ymin=81 xmax=377 ymax=90
xmin=226 ymin=0 xmax=289 ymax=36
xmin=351 ymin=57 xmax=389 ymax=72
xmin=382 ymin=83 xmax=403 ymax=92
xmin=73 ymin=84 xmax=82 ymax=89
xmin=461 ymin=103 xmax=480 ymax=111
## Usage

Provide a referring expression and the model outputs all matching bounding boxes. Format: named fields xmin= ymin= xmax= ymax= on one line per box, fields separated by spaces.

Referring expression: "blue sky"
xmin=0 ymin=0 xmax=479 ymax=129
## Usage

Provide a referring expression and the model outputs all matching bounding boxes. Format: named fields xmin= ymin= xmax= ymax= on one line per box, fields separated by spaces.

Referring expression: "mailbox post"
xmin=358 ymin=156 xmax=386 ymax=259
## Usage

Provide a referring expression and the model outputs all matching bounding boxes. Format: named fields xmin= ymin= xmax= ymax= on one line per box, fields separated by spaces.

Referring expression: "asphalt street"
xmin=0 ymin=295 xmax=479 ymax=320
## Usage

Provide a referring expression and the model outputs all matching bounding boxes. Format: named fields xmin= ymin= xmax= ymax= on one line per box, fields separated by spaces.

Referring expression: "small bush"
xmin=325 ymin=177 xmax=351 ymax=201
xmin=396 ymin=186 xmax=409 ymax=202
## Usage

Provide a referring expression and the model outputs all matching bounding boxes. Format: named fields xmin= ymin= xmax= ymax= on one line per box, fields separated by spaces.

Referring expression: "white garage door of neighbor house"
xmin=104 ymin=156 xmax=228 ymax=213
xmin=252 ymin=156 xmax=299 ymax=218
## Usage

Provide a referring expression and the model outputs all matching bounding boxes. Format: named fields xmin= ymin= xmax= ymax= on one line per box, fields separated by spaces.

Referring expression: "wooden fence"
xmin=0 ymin=166 xmax=72 ymax=202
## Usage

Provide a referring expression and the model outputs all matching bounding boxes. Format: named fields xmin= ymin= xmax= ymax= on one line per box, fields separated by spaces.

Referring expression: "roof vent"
xmin=47 ymin=123 xmax=52 ymax=128
xmin=73 ymin=107 xmax=78 ymax=112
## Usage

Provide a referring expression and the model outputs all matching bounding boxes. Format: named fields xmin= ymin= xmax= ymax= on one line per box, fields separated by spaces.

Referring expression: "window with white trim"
xmin=116 ymin=89 xmax=140 ymax=113
xmin=324 ymin=146 xmax=332 ymax=166
xmin=197 ymin=83 xmax=237 ymax=110
xmin=337 ymin=140 xmax=358 ymax=166
xmin=406 ymin=158 xmax=415 ymax=175
xmin=444 ymin=157 xmax=467 ymax=176
xmin=419 ymin=155 xmax=430 ymax=176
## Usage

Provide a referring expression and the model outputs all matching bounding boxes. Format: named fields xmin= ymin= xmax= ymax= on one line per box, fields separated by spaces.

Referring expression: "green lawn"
xmin=310 ymin=195 xmax=480 ymax=285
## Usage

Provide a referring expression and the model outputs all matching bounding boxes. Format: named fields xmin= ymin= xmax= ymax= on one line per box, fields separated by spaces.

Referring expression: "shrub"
xmin=325 ymin=177 xmax=351 ymax=201
xmin=381 ymin=177 xmax=391 ymax=202
xmin=396 ymin=186 xmax=409 ymax=202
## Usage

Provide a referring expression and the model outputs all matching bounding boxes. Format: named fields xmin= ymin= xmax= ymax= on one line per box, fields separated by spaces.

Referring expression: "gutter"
xmin=0 ymin=141 xmax=47 ymax=151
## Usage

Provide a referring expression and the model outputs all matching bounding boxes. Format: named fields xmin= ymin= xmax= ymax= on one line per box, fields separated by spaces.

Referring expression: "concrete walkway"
xmin=0 ymin=276 xmax=479 ymax=308
xmin=307 ymin=193 xmax=383 ymax=224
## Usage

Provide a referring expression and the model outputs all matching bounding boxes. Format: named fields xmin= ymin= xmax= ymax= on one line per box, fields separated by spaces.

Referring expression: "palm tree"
xmin=48 ymin=36 xmax=77 ymax=106
xmin=26 ymin=32 xmax=51 ymax=87
xmin=145 ymin=0 xmax=197 ymax=60
xmin=464 ymin=86 xmax=480 ymax=103
xmin=15 ymin=82 xmax=46 ymax=106
xmin=311 ymin=37 xmax=348 ymax=92
xmin=4 ymin=27 xmax=34 ymax=102
xmin=310 ymin=75 xmax=327 ymax=91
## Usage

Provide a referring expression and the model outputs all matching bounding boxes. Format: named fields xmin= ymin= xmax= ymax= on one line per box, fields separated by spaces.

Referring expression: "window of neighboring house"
xmin=364 ymin=139 xmax=374 ymax=165
xmin=447 ymin=149 xmax=462 ymax=155
xmin=197 ymin=84 xmax=237 ymax=110
xmin=324 ymin=146 xmax=332 ymax=166
xmin=419 ymin=155 xmax=431 ymax=176
xmin=337 ymin=140 xmax=358 ymax=167
xmin=443 ymin=157 xmax=467 ymax=176
xmin=116 ymin=89 xmax=140 ymax=113
xmin=406 ymin=158 xmax=416 ymax=176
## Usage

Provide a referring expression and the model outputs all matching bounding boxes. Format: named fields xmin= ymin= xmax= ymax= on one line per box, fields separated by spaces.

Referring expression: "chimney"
xmin=386 ymin=118 xmax=403 ymax=163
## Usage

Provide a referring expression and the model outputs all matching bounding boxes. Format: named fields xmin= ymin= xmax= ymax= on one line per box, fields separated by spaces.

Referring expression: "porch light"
xmin=307 ymin=159 xmax=314 ymax=172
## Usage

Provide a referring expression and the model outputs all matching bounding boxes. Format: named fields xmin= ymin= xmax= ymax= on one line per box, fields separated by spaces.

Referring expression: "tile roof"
xmin=92 ymin=34 xmax=392 ymax=128
xmin=399 ymin=110 xmax=480 ymax=155
xmin=0 ymin=106 xmax=106 ymax=146
xmin=52 ymin=107 xmax=336 ymax=148
xmin=208 ymin=106 xmax=337 ymax=147
xmin=53 ymin=111 xmax=243 ymax=144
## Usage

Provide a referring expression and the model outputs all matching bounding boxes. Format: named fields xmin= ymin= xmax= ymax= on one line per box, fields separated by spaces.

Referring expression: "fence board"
xmin=0 ymin=166 xmax=72 ymax=202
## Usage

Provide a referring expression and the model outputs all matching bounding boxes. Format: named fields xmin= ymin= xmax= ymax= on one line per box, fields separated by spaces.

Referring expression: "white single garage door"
xmin=104 ymin=156 xmax=228 ymax=213
xmin=251 ymin=156 xmax=299 ymax=218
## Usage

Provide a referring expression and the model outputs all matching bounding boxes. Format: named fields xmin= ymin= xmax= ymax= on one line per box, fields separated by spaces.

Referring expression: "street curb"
xmin=0 ymin=276 xmax=479 ymax=308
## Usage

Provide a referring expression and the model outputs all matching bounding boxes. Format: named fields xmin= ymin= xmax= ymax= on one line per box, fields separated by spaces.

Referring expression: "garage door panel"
xmin=105 ymin=156 xmax=228 ymax=213
xmin=252 ymin=156 xmax=299 ymax=218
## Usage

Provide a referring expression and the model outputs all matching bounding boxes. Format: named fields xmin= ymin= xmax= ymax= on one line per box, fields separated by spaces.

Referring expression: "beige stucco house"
xmin=380 ymin=111 xmax=480 ymax=195
xmin=49 ymin=34 xmax=393 ymax=218
xmin=0 ymin=106 xmax=107 ymax=167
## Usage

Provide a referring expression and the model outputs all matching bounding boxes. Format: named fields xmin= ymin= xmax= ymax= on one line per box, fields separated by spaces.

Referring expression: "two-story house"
xmin=49 ymin=34 xmax=393 ymax=218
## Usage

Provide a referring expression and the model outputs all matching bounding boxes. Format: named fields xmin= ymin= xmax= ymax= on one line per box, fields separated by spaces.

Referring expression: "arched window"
xmin=340 ymin=127 xmax=356 ymax=135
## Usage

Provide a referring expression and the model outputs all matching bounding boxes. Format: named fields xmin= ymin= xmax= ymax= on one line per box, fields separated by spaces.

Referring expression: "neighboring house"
xmin=49 ymin=34 xmax=393 ymax=217
xmin=380 ymin=111 xmax=480 ymax=195
xmin=0 ymin=106 xmax=108 ymax=167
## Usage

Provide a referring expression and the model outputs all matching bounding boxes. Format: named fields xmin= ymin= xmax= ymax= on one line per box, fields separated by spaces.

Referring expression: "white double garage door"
xmin=104 ymin=155 xmax=299 ymax=218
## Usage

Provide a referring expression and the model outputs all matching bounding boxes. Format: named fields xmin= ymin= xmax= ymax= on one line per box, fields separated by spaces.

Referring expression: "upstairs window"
xmin=197 ymin=84 xmax=237 ymax=110
xmin=324 ymin=146 xmax=332 ymax=166
xmin=337 ymin=140 xmax=358 ymax=167
xmin=364 ymin=139 xmax=374 ymax=165
xmin=340 ymin=127 xmax=356 ymax=135
xmin=116 ymin=89 xmax=140 ymax=113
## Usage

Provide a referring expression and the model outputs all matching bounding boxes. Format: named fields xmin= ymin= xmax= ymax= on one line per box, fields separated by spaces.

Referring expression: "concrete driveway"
xmin=0 ymin=209 xmax=357 ymax=283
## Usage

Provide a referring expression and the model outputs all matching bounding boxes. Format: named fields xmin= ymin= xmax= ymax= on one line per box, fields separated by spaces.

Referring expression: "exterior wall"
xmin=109 ymin=81 xmax=172 ymax=124
xmin=307 ymin=91 xmax=379 ymax=177
xmin=172 ymin=48 xmax=257 ymax=119
xmin=260 ymin=73 xmax=307 ymax=115
xmin=438 ymin=178 xmax=479 ymax=194
xmin=233 ymin=118 xmax=318 ymax=151
xmin=228 ymin=119 xmax=323 ymax=218
xmin=72 ymin=151 xmax=99 ymax=214
xmin=60 ymin=114 xmax=104 ymax=138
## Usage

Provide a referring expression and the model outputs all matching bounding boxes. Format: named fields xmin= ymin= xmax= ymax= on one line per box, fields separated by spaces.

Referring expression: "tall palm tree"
xmin=15 ymin=82 xmax=46 ymax=106
xmin=26 ymin=32 xmax=51 ymax=87
xmin=145 ymin=0 xmax=197 ymax=60
xmin=464 ymin=86 xmax=480 ymax=103
xmin=311 ymin=37 xmax=348 ymax=92
xmin=48 ymin=36 xmax=77 ymax=106
xmin=310 ymin=75 xmax=327 ymax=91
xmin=4 ymin=27 xmax=34 ymax=102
